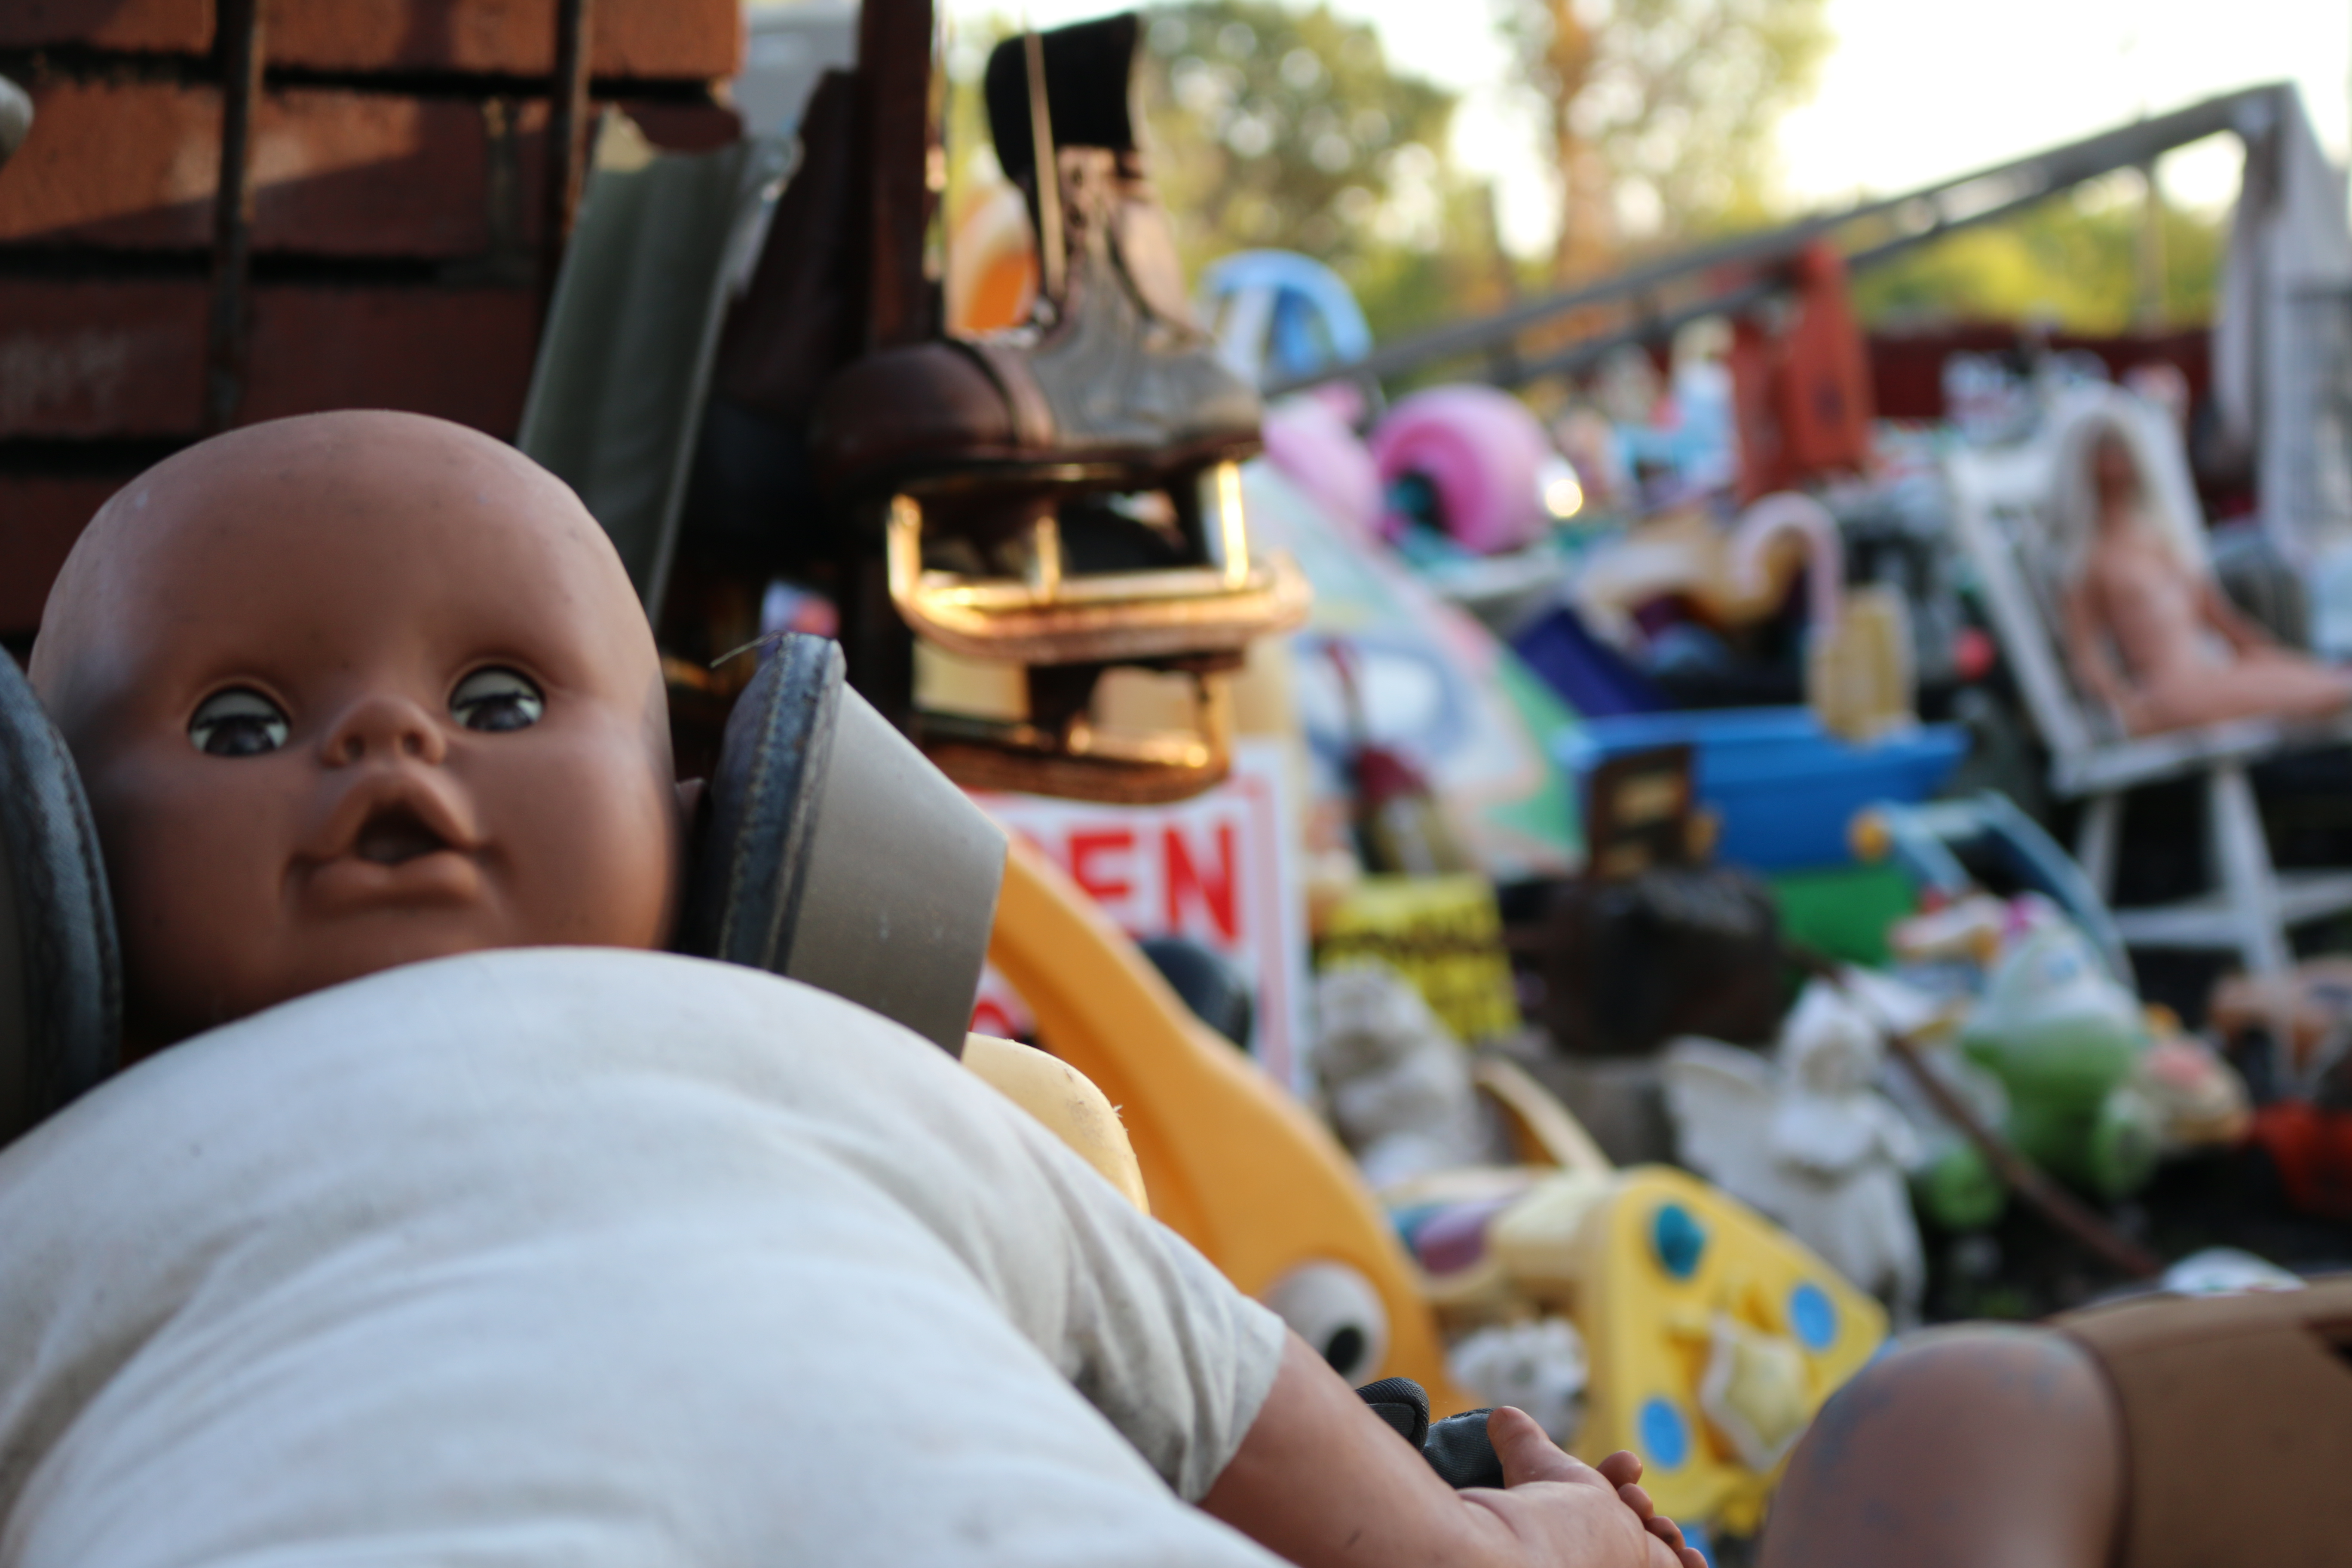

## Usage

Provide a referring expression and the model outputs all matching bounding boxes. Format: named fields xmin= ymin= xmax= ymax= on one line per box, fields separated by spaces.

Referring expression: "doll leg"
xmin=2132 ymin=655 xmax=2352 ymax=733
xmin=1757 ymin=1326 xmax=2122 ymax=1568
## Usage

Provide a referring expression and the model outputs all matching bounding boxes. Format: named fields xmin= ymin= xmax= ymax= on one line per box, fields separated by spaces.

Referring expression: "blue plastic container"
xmin=1553 ymin=708 xmax=1968 ymax=872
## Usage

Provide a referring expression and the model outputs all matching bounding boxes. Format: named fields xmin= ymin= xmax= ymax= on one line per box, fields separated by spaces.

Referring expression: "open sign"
xmin=968 ymin=738 xmax=1308 ymax=1090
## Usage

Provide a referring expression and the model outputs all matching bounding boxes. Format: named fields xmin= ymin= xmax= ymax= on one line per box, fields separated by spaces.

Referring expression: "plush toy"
xmin=1663 ymin=982 xmax=1926 ymax=1322
xmin=1958 ymin=922 xmax=2160 ymax=1202
xmin=1314 ymin=964 xmax=1494 ymax=1188
xmin=1446 ymin=1317 xmax=1590 ymax=1446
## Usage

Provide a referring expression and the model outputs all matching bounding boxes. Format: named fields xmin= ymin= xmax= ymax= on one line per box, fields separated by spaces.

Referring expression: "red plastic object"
xmin=2251 ymin=1099 xmax=2352 ymax=1221
xmin=1953 ymin=626 xmax=1997 ymax=683
xmin=1730 ymin=242 xmax=1875 ymax=500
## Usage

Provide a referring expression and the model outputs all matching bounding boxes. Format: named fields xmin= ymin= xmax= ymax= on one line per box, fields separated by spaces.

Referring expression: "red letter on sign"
xmin=1067 ymin=829 xmax=1136 ymax=907
xmin=1164 ymin=822 xmax=1239 ymax=942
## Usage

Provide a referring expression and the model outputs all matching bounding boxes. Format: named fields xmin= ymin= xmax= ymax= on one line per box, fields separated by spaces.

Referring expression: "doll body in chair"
xmin=2062 ymin=431 xmax=2352 ymax=736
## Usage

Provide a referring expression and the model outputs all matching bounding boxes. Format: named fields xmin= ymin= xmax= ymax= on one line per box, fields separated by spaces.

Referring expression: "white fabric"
xmin=0 ymin=949 xmax=1288 ymax=1567
xmin=2213 ymin=84 xmax=2352 ymax=561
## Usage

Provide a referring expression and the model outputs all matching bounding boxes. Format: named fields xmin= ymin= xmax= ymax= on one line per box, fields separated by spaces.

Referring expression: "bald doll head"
xmin=31 ymin=410 xmax=683 ymax=1048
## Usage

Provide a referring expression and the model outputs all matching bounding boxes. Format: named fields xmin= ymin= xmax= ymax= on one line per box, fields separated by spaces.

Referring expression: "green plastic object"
xmin=1960 ymin=922 xmax=2157 ymax=1200
xmin=1916 ymin=1141 xmax=2005 ymax=1231
xmin=1767 ymin=863 xmax=1916 ymax=968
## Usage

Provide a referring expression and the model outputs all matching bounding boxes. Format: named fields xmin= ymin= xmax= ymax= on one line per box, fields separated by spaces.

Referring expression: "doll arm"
xmin=2060 ymin=574 xmax=2135 ymax=716
xmin=1756 ymin=1327 xmax=2120 ymax=1568
xmin=2195 ymin=576 xmax=2275 ymax=655
xmin=1200 ymin=1332 xmax=1701 ymax=1568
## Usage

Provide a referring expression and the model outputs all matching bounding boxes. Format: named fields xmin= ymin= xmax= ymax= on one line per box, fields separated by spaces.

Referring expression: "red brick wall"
xmin=0 ymin=0 xmax=214 ymax=54
xmin=0 ymin=81 xmax=737 ymax=254
xmin=0 ymin=0 xmax=744 ymax=637
xmin=0 ymin=475 xmax=129 ymax=631
xmin=0 ymin=279 xmax=540 ymax=436
xmin=263 ymin=0 xmax=743 ymax=80
xmin=0 ymin=0 xmax=743 ymax=77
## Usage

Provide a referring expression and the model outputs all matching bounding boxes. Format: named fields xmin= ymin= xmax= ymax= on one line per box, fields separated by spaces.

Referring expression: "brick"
xmin=0 ymin=82 xmax=494 ymax=256
xmin=0 ymin=83 xmax=221 ymax=249
xmin=262 ymin=0 xmax=743 ymax=81
xmin=242 ymin=285 xmax=538 ymax=434
xmin=0 ymin=475 xmax=124 ymax=636
xmin=0 ymin=0 xmax=213 ymax=53
xmin=0 ymin=279 xmax=538 ymax=439
xmin=0 ymin=279 xmax=206 ymax=436
xmin=0 ymin=83 xmax=735 ymax=257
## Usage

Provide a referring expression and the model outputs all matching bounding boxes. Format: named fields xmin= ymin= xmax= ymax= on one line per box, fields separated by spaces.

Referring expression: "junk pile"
xmin=19 ymin=7 xmax=2352 ymax=1552
xmin=1208 ymin=84 xmax=2352 ymax=1552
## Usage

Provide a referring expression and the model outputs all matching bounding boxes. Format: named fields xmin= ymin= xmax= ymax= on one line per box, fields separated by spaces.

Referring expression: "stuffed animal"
xmin=1663 ymin=983 xmax=1926 ymax=1323
xmin=1313 ymin=964 xmax=1493 ymax=1188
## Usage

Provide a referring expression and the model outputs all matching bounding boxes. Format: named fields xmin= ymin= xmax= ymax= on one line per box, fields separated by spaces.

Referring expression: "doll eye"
xmin=451 ymin=668 xmax=545 ymax=733
xmin=189 ymin=688 xmax=290 ymax=757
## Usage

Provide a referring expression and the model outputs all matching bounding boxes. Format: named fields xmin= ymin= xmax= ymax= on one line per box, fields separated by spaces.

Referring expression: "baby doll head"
xmin=30 ymin=410 xmax=683 ymax=1050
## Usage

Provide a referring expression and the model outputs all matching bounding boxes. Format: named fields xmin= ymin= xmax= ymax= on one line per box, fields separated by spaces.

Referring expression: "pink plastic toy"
xmin=1261 ymin=391 xmax=1384 ymax=543
xmin=1369 ymin=386 xmax=1556 ymax=556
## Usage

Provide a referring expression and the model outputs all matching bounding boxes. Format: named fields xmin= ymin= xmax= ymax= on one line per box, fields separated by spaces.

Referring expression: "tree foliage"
xmin=1498 ymin=0 xmax=1830 ymax=281
xmin=945 ymin=2 xmax=1502 ymax=343
xmin=1851 ymin=181 xmax=2226 ymax=334
xmin=1136 ymin=3 xmax=1459 ymax=282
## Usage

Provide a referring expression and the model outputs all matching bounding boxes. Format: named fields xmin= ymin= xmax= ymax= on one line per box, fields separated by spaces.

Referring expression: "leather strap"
xmin=953 ymin=337 xmax=1060 ymax=450
xmin=0 ymin=654 xmax=120 ymax=1146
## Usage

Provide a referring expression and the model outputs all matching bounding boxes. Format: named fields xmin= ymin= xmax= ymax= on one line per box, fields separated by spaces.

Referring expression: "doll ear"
xmin=681 ymin=634 xmax=1005 ymax=1056
xmin=0 ymin=653 xmax=121 ymax=1146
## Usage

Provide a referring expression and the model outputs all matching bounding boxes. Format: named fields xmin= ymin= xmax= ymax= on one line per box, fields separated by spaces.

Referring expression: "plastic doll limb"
xmin=986 ymin=836 xmax=1475 ymax=1409
xmin=2122 ymin=654 xmax=2352 ymax=735
xmin=963 ymin=1032 xmax=1150 ymax=1213
xmin=1755 ymin=1326 xmax=2120 ymax=1568
xmin=1203 ymin=1334 xmax=1697 ymax=1568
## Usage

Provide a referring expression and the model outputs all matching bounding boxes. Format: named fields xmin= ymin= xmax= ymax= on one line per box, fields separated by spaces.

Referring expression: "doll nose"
xmin=321 ymin=693 xmax=447 ymax=766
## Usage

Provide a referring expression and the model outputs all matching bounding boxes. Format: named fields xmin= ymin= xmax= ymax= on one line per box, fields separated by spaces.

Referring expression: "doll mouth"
xmin=297 ymin=774 xmax=486 ymax=911
xmin=354 ymin=804 xmax=452 ymax=867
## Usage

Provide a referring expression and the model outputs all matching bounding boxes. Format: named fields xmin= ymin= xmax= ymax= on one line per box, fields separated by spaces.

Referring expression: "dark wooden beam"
xmin=856 ymin=0 xmax=938 ymax=350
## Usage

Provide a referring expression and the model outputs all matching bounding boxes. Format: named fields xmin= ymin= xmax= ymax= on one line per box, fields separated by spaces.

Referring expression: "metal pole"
xmin=1022 ymin=28 xmax=1064 ymax=305
xmin=541 ymin=0 xmax=596 ymax=307
xmin=202 ymin=0 xmax=264 ymax=435
xmin=1268 ymin=83 xmax=2285 ymax=397
xmin=2136 ymin=159 xmax=2167 ymax=328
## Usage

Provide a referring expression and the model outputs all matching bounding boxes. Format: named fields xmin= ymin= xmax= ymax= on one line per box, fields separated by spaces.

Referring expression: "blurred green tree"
xmin=1850 ymin=177 xmax=2226 ymax=334
xmin=1133 ymin=0 xmax=1517 ymax=340
xmin=1497 ymin=0 xmax=1830 ymax=282
xmin=944 ymin=3 xmax=1509 ymax=343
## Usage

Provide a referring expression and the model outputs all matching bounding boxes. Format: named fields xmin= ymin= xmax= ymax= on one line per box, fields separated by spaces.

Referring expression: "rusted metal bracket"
xmin=540 ymin=0 xmax=598 ymax=309
xmin=202 ymin=0 xmax=265 ymax=434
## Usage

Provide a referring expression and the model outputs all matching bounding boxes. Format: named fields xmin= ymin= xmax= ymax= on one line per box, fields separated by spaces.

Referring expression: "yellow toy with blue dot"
xmin=1488 ymin=1164 xmax=1886 ymax=1535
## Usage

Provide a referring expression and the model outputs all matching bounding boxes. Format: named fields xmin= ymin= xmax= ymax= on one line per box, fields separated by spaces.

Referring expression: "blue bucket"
xmin=1554 ymin=708 xmax=1967 ymax=872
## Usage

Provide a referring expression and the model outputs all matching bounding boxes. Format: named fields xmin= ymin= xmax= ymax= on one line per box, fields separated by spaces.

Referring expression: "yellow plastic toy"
xmin=986 ymin=836 xmax=1473 ymax=1409
xmin=963 ymin=1032 xmax=1152 ymax=1214
xmin=986 ymin=838 xmax=1884 ymax=1532
xmin=1488 ymin=1164 xmax=1886 ymax=1532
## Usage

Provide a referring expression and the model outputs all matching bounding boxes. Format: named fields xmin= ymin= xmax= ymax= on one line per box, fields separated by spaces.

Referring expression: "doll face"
xmin=2091 ymin=435 xmax=2140 ymax=517
xmin=30 ymin=411 xmax=682 ymax=1049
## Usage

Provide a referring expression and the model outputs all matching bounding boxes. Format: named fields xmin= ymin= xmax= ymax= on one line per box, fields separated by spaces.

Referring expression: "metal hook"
xmin=1022 ymin=23 xmax=1066 ymax=304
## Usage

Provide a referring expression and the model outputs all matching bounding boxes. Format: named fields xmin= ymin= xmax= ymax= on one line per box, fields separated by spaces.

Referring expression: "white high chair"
xmin=1947 ymin=383 xmax=2352 ymax=977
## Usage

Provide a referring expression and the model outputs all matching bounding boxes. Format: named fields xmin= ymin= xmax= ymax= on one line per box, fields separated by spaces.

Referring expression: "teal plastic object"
xmin=1651 ymin=1202 xmax=1707 ymax=1280
xmin=1960 ymin=922 xmax=2158 ymax=1199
